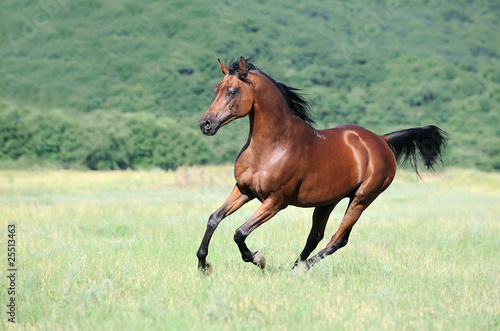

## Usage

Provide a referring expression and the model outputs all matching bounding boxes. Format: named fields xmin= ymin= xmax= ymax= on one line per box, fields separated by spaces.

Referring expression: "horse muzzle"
xmin=199 ymin=113 xmax=236 ymax=136
xmin=199 ymin=115 xmax=219 ymax=136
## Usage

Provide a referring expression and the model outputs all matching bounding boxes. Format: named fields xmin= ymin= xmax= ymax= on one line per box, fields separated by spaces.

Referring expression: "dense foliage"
xmin=1 ymin=0 xmax=499 ymax=170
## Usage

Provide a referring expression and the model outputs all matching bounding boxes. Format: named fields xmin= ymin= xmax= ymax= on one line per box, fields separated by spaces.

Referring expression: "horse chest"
xmin=235 ymin=154 xmax=295 ymax=201
xmin=235 ymin=169 xmax=271 ymax=201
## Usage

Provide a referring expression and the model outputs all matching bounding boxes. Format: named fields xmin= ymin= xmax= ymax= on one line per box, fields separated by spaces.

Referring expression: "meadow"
xmin=0 ymin=166 xmax=498 ymax=330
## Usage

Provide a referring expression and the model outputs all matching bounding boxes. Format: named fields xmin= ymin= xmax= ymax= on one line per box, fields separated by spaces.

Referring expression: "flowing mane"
xmin=227 ymin=59 xmax=315 ymax=125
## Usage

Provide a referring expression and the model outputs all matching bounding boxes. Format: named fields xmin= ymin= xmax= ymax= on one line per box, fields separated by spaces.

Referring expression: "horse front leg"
xmin=233 ymin=196 xmax=284 ymax=269
xmin=196 ymin=185 xmax=253 ymax=274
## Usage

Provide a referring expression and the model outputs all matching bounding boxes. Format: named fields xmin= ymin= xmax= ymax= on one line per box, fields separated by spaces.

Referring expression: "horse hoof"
xmin=252 ymin=251 xmax=266 ymax=269
xmin=298 ymin=261 xmax=310 ymax=271
xmin=198 ymin=262 xmax=212 ymax=276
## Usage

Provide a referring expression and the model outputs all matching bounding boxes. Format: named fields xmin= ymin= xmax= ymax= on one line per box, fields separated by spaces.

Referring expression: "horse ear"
xmin=218 ymin=58 xmax=229 ymax=75
xmin=238 ymin=56 xmax=248 ymax=76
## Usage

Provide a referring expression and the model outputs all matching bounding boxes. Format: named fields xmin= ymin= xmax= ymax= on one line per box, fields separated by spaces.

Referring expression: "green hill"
xmin=1 ymin=0 xmax=499 ymax=170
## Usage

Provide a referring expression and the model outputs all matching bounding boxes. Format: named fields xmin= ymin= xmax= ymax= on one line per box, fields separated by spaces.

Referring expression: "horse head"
xmin=199 ymin=57 xmax=254 ymax=136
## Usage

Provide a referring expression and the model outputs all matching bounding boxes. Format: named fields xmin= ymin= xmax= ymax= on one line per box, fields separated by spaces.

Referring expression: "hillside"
xmin=1 ymin=0 xmax=499 ymax=170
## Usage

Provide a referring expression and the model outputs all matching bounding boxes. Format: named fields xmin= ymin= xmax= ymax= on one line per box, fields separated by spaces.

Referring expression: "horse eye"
xmin=227 ymin=88 xmax=238 ymax=97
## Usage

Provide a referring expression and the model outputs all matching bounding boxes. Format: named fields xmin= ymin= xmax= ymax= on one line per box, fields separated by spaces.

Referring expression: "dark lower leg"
xmin=196 ymin=186 xmax=251 ymax=272
xmin=293 ymin=203 xmax=336 ymax=268
xmin=234 ymin=229 xmax=267 ymax=268
xmin=303 ymin=229 xmax=352 ymax=268
xmin=302 ymin=199 xmax=366 ymax=269
xmin=196 ymin=213 xmax=220 ymax=269
xmin=234 ymin=228 xmax=253 ymax=262
xmin=233 ymin=196 xmax=283 ymax=269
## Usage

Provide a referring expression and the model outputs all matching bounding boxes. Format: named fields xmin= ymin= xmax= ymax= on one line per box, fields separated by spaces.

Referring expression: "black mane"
xmin=228 ymin=59 xmax=315 ymax=125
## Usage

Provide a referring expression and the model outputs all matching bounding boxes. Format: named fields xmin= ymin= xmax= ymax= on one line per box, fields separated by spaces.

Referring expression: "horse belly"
xmin=293 ymin=137 xmax=364 ymax=207
xmin=294 ymin=169 xmax=358 ymax=207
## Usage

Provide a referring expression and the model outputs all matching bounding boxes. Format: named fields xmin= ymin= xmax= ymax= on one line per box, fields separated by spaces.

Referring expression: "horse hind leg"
xmin=292 ymin=203 xmax=337 ymax=269
xmin=301 ymin=189 xmax=379 ymax=270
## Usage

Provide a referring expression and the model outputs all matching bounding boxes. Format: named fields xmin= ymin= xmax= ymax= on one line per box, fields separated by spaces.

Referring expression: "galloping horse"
xmin=196 ymin=57 xmax=446 ymax=273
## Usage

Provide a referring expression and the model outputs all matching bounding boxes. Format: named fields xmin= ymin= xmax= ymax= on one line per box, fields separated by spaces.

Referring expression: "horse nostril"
xmin=199 ymin=118 xmax=216 ymax=135
xmin=203 ymin=120 xmax=211 ymax=131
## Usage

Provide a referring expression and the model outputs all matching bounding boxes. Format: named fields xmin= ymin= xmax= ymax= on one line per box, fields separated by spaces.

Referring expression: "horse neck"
xmin=247 ymin=73 xmax=303 ymax=146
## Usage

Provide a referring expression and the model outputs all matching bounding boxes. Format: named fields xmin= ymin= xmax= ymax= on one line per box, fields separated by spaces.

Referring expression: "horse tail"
xmin=383 ymin=125 xmax=448 ymax=176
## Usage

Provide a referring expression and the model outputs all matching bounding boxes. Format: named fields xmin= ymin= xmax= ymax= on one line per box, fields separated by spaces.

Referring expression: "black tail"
xmin=384 ymin=125 xmax=448 ymax=176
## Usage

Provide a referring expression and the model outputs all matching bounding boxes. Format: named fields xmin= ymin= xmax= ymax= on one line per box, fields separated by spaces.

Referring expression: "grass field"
xmin=0 ymin=166 xmax=499 ymax=330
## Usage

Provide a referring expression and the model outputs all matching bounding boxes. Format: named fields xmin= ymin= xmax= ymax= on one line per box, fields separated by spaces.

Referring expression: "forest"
xmin=1 ymin=0 xmax=499 ymax=170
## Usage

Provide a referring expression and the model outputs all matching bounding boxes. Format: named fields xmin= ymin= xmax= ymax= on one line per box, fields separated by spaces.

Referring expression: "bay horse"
xmin=196 ymin=57 xmax=446 ymax=273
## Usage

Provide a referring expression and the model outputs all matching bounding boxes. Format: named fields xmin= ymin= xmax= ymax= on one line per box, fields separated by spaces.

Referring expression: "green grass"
xmin=0 ymin=166 xmax=499 ymax=330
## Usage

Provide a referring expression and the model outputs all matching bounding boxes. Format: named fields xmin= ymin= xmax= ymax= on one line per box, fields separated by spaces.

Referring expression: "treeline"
xmin=0 ymin=102 xmax=241 ymax=170
xmin=1 ymin=0 xmax=500 ymax=171
xmin=2 ymin=100 xmax=499 ymax=172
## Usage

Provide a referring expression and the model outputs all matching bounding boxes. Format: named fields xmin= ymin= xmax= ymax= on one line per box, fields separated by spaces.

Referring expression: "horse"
xmin=196 ymin=57 xmax=447 ymax=273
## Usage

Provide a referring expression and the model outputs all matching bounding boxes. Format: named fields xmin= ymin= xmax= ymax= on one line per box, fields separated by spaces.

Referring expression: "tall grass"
xmin=0 ymin=167 xmax=498 ymax=330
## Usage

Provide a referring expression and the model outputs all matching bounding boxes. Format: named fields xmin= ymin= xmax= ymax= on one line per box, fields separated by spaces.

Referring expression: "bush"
xmin=0 ymin=104 xmax=213 ymax=170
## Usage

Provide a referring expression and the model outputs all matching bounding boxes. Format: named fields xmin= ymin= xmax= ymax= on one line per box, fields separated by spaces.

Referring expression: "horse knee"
xmin=206 ymin=214 xmax=219 ymax=232
xmin=233 ymin=228 xmax=247 ymax=245
xmin=234 ymin=229 xmax=254 ymax=262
